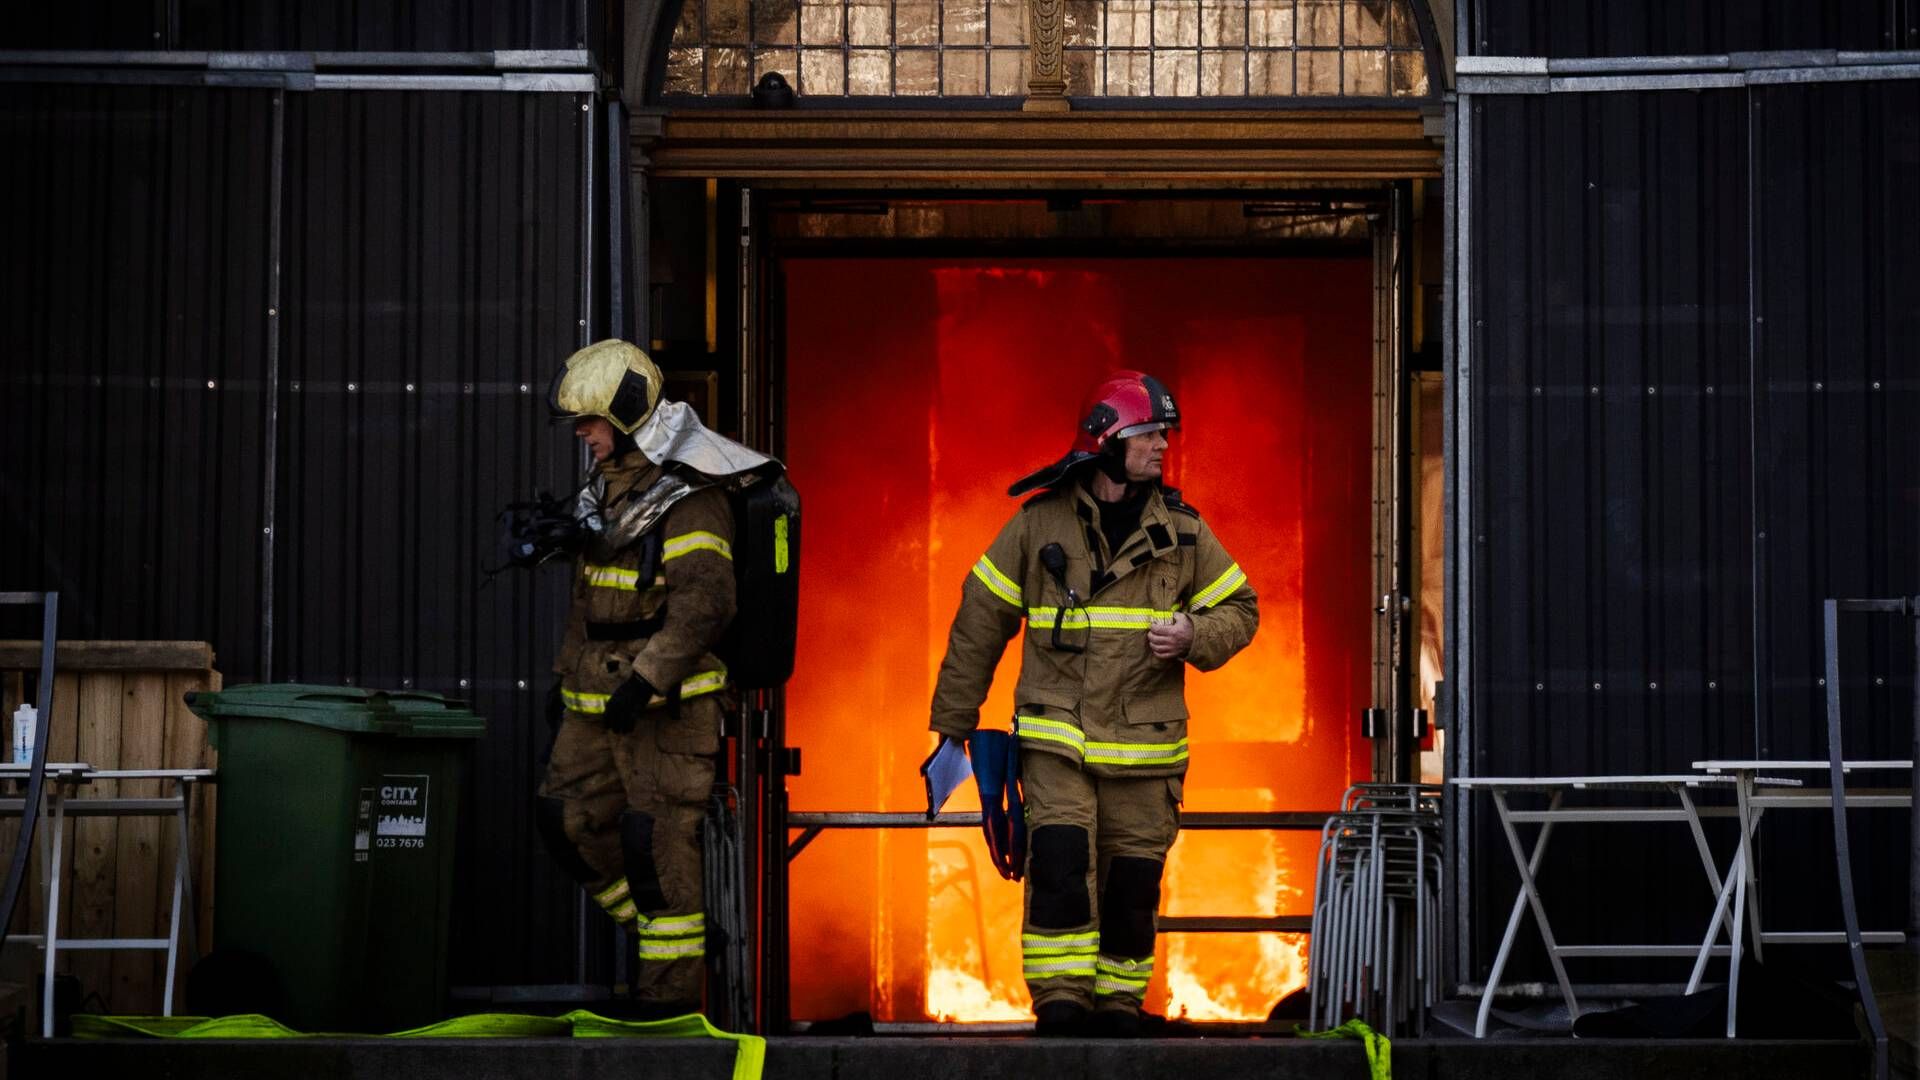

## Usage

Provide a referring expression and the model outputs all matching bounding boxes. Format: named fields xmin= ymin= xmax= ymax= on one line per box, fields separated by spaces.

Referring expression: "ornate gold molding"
xmin=649 ymin=109 xmax=1441 ymax=183
xmin=1025 ymin=0 xmax=1069 ymax=112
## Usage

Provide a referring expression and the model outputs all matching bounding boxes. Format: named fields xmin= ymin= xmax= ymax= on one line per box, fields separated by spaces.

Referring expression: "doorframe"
xmin=733 ymin=185 xmax=1429 ymax=1030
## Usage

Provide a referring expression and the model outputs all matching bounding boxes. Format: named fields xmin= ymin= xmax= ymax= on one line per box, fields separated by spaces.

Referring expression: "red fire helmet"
xmin=1071 ymin=370 xmax=1181 ymax=454
xmin=1008 ymin=370 xmax=1181 ymax=496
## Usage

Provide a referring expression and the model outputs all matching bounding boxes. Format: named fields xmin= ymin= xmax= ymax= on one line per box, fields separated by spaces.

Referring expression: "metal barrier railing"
xmin=784 ymin=809 xmax=1332 ymax=934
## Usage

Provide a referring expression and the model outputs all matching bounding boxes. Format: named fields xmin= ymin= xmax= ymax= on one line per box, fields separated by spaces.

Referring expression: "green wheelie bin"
xmin=184 ymin=684 xmax=485 ymax=1032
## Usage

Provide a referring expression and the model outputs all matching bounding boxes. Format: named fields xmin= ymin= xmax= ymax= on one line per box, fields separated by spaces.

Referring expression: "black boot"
xmin=1087 ymin=1007 xmax=1140 ymax=1038
xmin=622 ymin=999 xmax=701 ymax=1022
xmin=1033 ymin=1000 xmax=1089 ymax=1037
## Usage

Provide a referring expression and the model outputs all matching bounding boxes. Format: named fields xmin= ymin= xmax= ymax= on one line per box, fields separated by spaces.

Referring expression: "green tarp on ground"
xmin=71 ymin=1010 xmax=765 ymax=1080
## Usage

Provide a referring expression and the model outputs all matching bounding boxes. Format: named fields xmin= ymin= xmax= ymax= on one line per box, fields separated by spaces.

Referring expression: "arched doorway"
xmin=630 ymin=0 xmax=1449 ymax=1032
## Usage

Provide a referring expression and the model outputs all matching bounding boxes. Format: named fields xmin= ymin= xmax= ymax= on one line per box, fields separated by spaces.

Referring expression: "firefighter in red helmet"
xmin=928 ymin=370 xmax=1259 ymax=1036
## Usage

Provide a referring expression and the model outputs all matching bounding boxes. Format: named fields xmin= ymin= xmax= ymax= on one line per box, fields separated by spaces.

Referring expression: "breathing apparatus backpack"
xmin=493 ymin=447 xmax=801 ymax=691
xmin=715 ymin=473 xmax=801 ymax=690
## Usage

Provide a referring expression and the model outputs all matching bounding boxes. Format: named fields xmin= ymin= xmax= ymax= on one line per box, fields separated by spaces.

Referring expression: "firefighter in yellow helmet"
xmin=929 ymin=371 xmax=1258 ymax=1037
xmin=536 ymin=339 xmax=736 ymax=1015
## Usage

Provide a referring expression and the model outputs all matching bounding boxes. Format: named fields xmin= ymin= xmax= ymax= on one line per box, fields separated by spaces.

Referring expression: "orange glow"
xmin=783 ymin=258 xmax=1373 ymax=1023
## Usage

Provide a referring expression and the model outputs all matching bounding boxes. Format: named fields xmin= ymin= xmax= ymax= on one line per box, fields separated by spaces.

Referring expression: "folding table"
xmin=1689 ymin=758 xmax=1912 ymax=1038
xmin=0 ymin=762 xmax=214 ymax=1036
xmin=1451 ymin=774 xmax=1743 ymax=1038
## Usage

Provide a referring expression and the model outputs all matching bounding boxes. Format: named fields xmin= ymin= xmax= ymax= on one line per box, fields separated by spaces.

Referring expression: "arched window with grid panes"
xmin=661 ymin=0 xmax=1439 ymax=103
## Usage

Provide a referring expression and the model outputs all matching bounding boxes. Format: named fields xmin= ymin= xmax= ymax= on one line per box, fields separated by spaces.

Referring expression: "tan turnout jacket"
xmin=929 ymin=482 xmax=1257 ymax=779
xmin=553 ymin=454 xmax=736 ymax=746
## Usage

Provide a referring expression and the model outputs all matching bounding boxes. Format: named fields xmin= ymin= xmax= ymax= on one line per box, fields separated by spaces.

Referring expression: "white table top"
xmin=1452 ymin=775 xmax=1737 ymax=789
xmin=1693 ymin=759 xmax=1913 ymax=772
xmin=0 ymin=763 xmax=214 ymax=779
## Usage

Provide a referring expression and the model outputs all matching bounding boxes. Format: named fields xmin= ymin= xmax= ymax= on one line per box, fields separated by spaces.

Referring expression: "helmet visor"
xmin=547 ymin=364 xmax=585 ymax=423
xmin=1111 ymin=419 xmax=1177 ymax=440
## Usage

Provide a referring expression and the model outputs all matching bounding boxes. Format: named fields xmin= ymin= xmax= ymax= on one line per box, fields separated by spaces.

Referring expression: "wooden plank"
xmin=0 ymin=641 xmax=215 ymax=673
xmin=38 ymin=671 xmax=81 ymax=969
xmin=198 ymin=669 xmax=220 ymax=955
xmin=160 ymin=669 xmax=218 ymax=1005
xmin=110 ymin=673 xmax=167 ymax=1014
xmin=68 ymin=672 xmax=123 ymax=1004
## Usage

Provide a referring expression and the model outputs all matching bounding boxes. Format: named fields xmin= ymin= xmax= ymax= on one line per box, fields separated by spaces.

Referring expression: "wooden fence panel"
xmin=0 ymin=643 xmax=219 ymax=1017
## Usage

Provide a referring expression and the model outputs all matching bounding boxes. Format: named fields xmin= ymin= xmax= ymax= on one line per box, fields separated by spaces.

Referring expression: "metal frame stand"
xmin=0 ymin=766 xmax=213 ymax=1036
xmin=0 ymin=592 xmax=57 ymax=961
xmin=1820 ymin=595 xmax=1920 ymax=1080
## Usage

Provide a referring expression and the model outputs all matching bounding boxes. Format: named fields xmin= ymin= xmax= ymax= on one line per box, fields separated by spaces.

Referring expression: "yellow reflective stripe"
xmin=607 ymin=899 xmax=638 ymax=922
xmin=565 ymin=672 xmax=725 ymax=717
xmin=1083 ymin=738 xmax=1190 ymax=768
xmin=1027 ymin=606 xmax=1177 ymax=630
xmin=663 ymin=531 xmax=733 ymax=562
xmin=594 ymin=878 xmax=631 ymax=906
xmin=680 ymin=669 xmax=728 ymax=699
xmin=1022 ymin=933 xmax=1099 ymax=956
xmin=562 ymin=689 xmax=608 ymax=714
xmin=1191 ymin=563 xmax=1248 ymax=611
xmin=638 ymin=913 xmax=706 ymax=933
xmin=1095 ymin=978 xmax=1149 ymax=996
xmin=1014 ymin=716 xmax=1086 ymax=755
xmin=971 ymin=555 xmax=1023 ymax=607
xmin=1022 ymin=958 xmax=1097 ymax=977
xmin=584 ymin=564 xmax=641 ymax=591
xmin=1096 ymin=955 xmax=1154 ymax=975
xmin=637 ymin=941 xmax=706 ymax=959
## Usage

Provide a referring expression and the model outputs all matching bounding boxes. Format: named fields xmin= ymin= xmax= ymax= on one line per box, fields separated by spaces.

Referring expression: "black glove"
xmin=545 ymin=682 xmax=565 ymax=731
xmin=602 ymin=673 xmax=658 ymax=735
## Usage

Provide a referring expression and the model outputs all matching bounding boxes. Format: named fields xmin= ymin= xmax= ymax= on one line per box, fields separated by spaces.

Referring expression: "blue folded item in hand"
xmin=967 ymin=730 xmax=1026 ymax=882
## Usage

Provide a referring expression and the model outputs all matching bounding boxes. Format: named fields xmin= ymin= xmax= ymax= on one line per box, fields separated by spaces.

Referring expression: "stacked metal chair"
xmin=1307 ymin=782 xmax=1445 ymax=1036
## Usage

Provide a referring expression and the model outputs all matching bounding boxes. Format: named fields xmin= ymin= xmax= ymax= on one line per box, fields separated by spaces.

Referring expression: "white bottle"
xmin=11 ymin=704 xmax=35 ymax=766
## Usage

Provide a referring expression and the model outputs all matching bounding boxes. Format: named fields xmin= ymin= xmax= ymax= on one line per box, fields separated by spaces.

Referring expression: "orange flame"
xmin=784 ymin=257 xmax=1373 ymax=1023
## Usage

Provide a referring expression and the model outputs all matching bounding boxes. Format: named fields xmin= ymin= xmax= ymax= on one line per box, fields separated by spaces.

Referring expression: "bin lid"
xmin=184 ymin=683 xmax=486 ymax=738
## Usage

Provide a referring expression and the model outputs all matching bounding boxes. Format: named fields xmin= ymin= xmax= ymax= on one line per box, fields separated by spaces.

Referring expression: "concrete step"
xmin=14 ymin=1034 xmax=1869 ymax=1080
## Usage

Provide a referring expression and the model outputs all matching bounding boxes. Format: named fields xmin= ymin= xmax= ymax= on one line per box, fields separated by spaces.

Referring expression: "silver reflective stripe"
xmin=1022 ymin=956 xmax=1097 ymax=977
xmin=1083 ymin=738 xmax=1189 ymax=767
xmin=971 ymin=555 xmax=1023 ymax=607
xmin=679 ymin=669 xmax=728 ymax=699
xmin=1022 ymin=932 xmax=1099 ymax=953
xmin=637 ymin=940 xmax=705 ymax=959
xmin=1027 ymin=606 xmax=1177 ymax=630
xmin=1190 ymin=563 xmax=1247 ymax=611
xmin=637 ymin=913 xmax=705 ymax=934
xmin=562 ymin=688 xmax=609 ymax=714
xmin=1014 ymin=715 xmax=1086 ymax=757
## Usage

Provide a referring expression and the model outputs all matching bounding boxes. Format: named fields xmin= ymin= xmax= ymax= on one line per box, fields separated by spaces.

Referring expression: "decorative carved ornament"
xmin=1025 ymin=0 xmax=1068 ymax=111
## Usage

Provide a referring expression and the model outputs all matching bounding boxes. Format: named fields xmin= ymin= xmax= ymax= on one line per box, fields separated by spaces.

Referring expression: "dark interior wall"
xmin=0 ymin=85 xmax=276 ymax=678
xmin=275 ymin=90 xmax=596 ymax=991
xmin=3 ymin=0 xmax=588 ymax=50
xmin=1470 ymin=0 xmax=1919 ymax=57
xmin=1463 ymin=79 xmax=1920 ymax=981
xmin=0 ymin=82 xmax=610 ymax=994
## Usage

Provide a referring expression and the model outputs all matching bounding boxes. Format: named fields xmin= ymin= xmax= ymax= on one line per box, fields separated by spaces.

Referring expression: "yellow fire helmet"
xmin=546 ymin=339 xmax=664 ymax=435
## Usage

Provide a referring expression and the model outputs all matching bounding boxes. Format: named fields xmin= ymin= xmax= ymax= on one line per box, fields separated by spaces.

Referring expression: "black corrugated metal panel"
xmin=0 ymin=85 xmax=275 ymax=679
xmin=1749 ymin=79 xmax=1920 ymax=937
xmin=2 ymin=0 xmax=586 ymax=50
xmin=1472 ymin=0 xmax=1915 ymax=58
xmin=276 ymin=90 xmax=593 ymax=991
xmin=1 ymin=81 xmax=604 ymax=995
xmin=1466 ymin=82 xmax=1919 ymax=982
